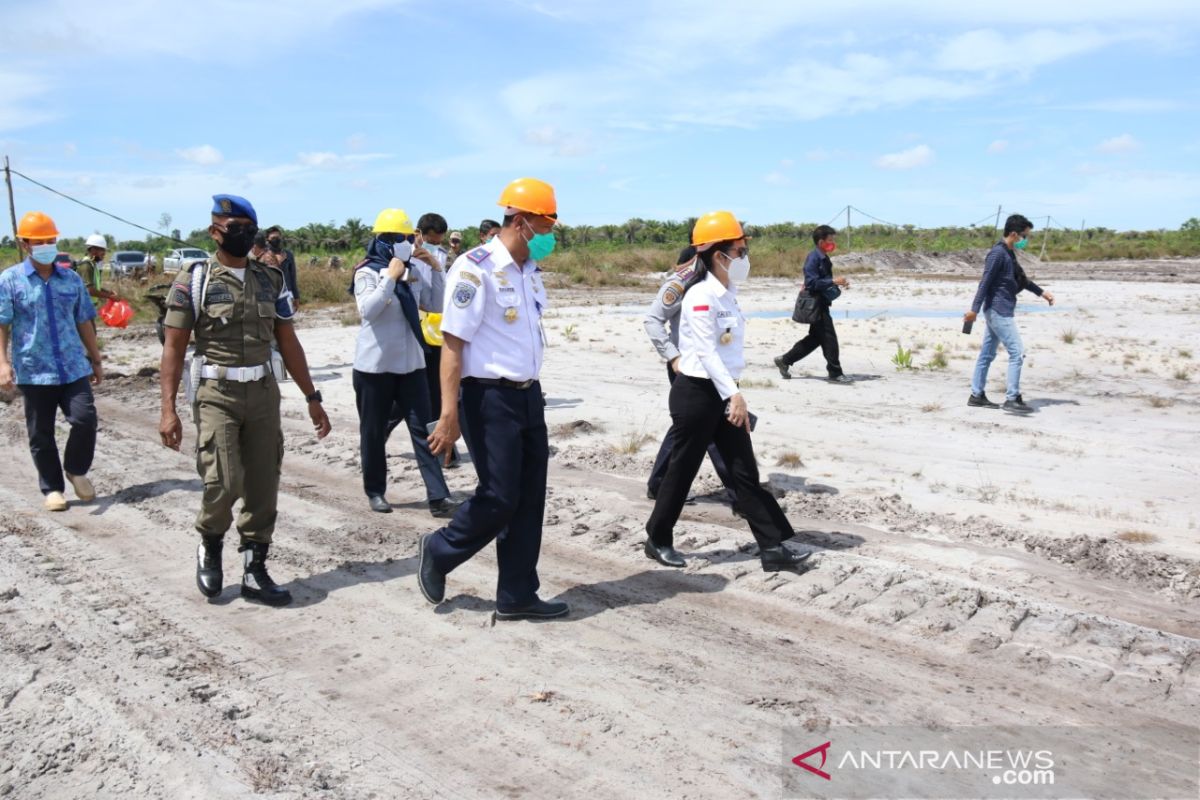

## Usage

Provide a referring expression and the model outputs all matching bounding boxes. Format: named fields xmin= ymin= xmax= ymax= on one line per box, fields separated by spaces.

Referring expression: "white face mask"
xmin=393 ymin=241 xmax=413 ymax=261
xmin=722 ymin=253 xmax=751 ymax=285
xmin=31 ymin=243 xmax=58 ymax=265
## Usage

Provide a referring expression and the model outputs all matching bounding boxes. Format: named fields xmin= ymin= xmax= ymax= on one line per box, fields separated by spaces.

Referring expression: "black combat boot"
xmin=196 ymin=535 xmax=224 ymax=598
xmin=238 ymin=541 xmax=293 ymax=607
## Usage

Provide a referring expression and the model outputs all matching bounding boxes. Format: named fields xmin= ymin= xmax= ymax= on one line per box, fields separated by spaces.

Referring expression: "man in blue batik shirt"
xmin=964 ymin=213 xmax=1056 ymax=414
xmin=0 ymin=211 xmax=104 ymax=512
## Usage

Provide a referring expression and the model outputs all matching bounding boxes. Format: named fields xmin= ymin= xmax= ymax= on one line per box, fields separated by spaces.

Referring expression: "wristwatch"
xmin=305 ymin=390 xmax=323 ymax=404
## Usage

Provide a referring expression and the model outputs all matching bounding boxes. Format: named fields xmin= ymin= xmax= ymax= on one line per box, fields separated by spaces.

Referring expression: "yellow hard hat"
xmin=421 ymin=312 xmax=444 ymax=346
xmin=497 ymin=177 xmax=558 ymax=218
xmin=372 ymin=208 xmax=415 ymax=234
xmin=691 ymin=210 xmax=744 ymax=250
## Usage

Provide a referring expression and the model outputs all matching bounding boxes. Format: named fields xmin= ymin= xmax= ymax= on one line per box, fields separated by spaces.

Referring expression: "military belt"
xmin=199 ymin=364 xmax=269 ymax=382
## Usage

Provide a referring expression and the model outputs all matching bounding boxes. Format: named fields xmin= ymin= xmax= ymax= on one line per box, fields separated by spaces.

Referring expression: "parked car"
xmin=54 ymin=252 xmax=76 ymax=271
xmin=163 ymin=247 xmax=210 ymax=273
xmin=109 ymin=250 xmax=148 ymax=278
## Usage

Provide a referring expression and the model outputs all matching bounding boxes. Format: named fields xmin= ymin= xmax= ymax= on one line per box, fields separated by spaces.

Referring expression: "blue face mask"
xmin=31 ymin=243 xmax=58 ymax=265
xmin=1014 ymin=237 xmax=1029 ymax=250
xmin=522 ymin=219 xmax=557 ymax=260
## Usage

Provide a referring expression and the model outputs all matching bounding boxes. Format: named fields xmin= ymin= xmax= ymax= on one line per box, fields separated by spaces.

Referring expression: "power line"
xmin=823 ymin=205 xmax=848 ymax=227
xmin=849 ymin=205 xmax=903 ymax=228
xmin=8 ymin=166 xmax=193 ymax=247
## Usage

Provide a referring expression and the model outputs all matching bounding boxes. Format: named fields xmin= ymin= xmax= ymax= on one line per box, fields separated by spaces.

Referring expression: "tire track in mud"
xmin=0 ymin=377 xmax=1196 ymax=798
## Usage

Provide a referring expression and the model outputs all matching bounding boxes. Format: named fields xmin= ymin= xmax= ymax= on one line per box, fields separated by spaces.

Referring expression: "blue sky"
xmin=2 ymin=0 xmax=1198 ymax=240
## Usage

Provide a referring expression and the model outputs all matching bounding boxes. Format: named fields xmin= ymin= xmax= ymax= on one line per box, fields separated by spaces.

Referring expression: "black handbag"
xmin=792 ymin=290 xmax=821 ymax=324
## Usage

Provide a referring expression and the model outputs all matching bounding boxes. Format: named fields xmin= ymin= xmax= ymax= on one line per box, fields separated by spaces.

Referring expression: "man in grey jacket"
xmin=643 ymin=246 xmax=738 ymax=511
xmin=352 ymin=209 xmax=458 ymax=516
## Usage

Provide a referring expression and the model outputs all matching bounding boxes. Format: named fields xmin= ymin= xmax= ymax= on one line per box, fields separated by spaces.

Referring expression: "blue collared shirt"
xmin=970 ymin=241 xmax=1043 ymax=317
xmin=0 ymin=259 xmax=96 ymax=385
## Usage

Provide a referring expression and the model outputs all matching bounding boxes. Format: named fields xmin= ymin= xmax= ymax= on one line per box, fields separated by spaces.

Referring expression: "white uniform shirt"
xmin=352 ymin=263 xmax=444 ymax=374
xmin=440 ymin=237 xmax=548 ymax=382
xmin=678 ymin=272 xmax=745 ymax=400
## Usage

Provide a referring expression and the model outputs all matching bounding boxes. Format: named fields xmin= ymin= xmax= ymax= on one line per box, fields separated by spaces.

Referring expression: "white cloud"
xmin=63 ymin=142 xmax=77 ymax=156
xmin=875 ymin=144 xmax=935 ymax=170
xmin=763 ymin=171 xmax=791 ymax=186
xmin=936 ymin=28 xmax=1115 ymax=75
xmin=1096 ymin=133 xmax=1140 ymax=154
xmin=1058 ymin=98 xmax=1182 ymax=113
xmin=425 ymin=167 xmax=448 ymax=180
xmin=987 ymin=139 xmax=1009 ymax=154
xmin=805 ymin=149 xmax=832 ymax=162
xmin=779 ymin=158 xmax=795 ymax=169
xmin=0 ymin=69 xmax=57 ymax=132
xmin=346 ymin=133 xmax=368 ymax=152
xmin=522 ymin=125 xmax=592 ymax=157
xmin=177 ymin=145 xmax=223 ymax=166
xmin=297 ymin=151 xmax=391 ymax=170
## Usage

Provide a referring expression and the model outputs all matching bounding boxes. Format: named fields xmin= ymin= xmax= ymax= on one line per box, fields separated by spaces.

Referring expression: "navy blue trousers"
xmin=426 ymin=380 xmax=547 ymax=607
xmin=19 ymin=377 xmax=97 ymax=495
xmin=353 ymin=369 xmax=449 ymax=502
xmin=648 ymin=364 xmax=734 ymax=496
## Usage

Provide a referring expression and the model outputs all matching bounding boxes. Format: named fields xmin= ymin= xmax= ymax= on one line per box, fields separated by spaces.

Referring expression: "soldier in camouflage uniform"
xmin=158 ymin=194 xmax=331 ymax=607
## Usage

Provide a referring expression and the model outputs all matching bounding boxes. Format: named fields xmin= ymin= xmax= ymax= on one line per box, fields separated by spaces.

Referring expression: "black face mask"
xmin=268 ymin=238 xmax=283 ymax=253
xmin=217 ymin=222 xmax=258 ymax=258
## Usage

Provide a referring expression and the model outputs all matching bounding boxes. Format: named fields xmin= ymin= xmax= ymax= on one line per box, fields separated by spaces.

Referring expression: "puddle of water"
xmin=746 ymin=304 xmax=1069 ymax=320
xmin=613 ymin=303 xmax=1068 ymax=320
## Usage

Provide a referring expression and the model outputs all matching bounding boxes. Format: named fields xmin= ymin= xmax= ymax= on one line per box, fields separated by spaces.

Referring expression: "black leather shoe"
xmin=774 ymin=355 xmax=792 ymax=380
xmin=495 ymin=597 xmax=570 ymax=620
xmin=239 ymin=542 xmax=292 ymax=606
xmin=760 ymin=546 xmax=812 ymax=573
xmin=644 ymin=538 xmax=686 ymax=568
xmin=968 ymin=392 xmax=1000 ymax=408
xmin=196 ymin=536 xmax=223 ymax=599
xmin=429 ymin=497 xmax=460 ymax=519
xmin=827 ymin=374 xmax=853 ymax=384
xmin=368 ymin=495 xmax=392 ymax=513
xmin=1003 ymin=395 xmax=1034 ymax=414
xmin=417 ymin=533 xmax=445 ymax=604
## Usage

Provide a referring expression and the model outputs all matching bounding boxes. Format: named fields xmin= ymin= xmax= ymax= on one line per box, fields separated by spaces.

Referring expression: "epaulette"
xmin=674 ymin=257 xmax=697 ymax=284
xmin=466 ymin=247 xmax=491 ymax=265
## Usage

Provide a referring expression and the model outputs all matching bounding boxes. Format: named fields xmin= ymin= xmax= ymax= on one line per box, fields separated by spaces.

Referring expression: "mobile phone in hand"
xmin=962 ymin=318 xmax=974 ymax=334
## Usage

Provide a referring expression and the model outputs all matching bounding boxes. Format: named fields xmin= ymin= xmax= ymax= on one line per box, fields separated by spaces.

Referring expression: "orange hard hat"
xmin=99 ymin=298 xmax=134 ymax=328
xmin=691 ymin=210 xmax=744 ymax=250
xmin=498 ymin=177 xmax=557 ymax=218
xmin=17 ymin=211 xmax=59 ymax=240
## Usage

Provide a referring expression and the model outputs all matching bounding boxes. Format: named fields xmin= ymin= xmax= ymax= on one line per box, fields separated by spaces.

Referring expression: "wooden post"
xmin=846 ymin=206 xmax=851 ymax=251
xmin=993 ymin=204 xmax=1002 ymax=236
xmin=1038 ymin=215 xmax=1050 ymax=260
xmin=1078 ymin=219 xmax=1085 ymax=250
xmin=4 ymin=156 xmax=17 ymax=243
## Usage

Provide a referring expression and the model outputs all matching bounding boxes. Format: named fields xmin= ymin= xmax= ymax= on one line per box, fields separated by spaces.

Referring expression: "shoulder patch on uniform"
xmin=662 ymin=280 xmax=684 ymax=307
xmin=166 ymin=281 xmax=192 ymax=310
xmin=466 ymin=247 xmax=490 ymax=265
xmin=452 ymin=281 xmax=478 ymax=308
xmin=460 ymin=271 xmax=482 ymax=287
xmin=675 ymin=260 xmax=697 ymax=284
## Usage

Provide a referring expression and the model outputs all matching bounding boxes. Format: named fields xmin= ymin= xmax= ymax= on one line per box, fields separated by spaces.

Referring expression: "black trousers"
xmin=426 ymin=381 xmax=547 ymax=607
xmin=19 ymin=377 xmax=97 ymax=495
xmin=648 ymin=364 xmax=734 ymax=496
xmin=389 ymin=344 xmax=463 ymax=464
xmin=645 ymin=376 xmax=794 ymax=549
xmin=353 ymin=369 xmax=449 ymax=502
xmin=781 ymin=307 xmax=843 ymax=377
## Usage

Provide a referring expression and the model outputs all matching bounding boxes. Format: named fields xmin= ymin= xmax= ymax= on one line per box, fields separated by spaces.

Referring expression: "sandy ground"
xmin=1 ymin=261 xmax=1198 ymax=798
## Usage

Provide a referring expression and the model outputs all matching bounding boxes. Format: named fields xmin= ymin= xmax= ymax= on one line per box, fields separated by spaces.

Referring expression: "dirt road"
xmin=1 ymin=275 xmax=1197 ymax=798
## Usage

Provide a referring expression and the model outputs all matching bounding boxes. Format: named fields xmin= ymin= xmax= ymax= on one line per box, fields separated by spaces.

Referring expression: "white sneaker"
xmin=65 ymin=472 xmax=95 ymax=502
xmin=44 ymin=491 xmax=68 ymax=512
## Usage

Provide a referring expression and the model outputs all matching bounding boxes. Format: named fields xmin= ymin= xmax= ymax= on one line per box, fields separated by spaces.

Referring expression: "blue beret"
xmin=211 ymin=194 xmax=257 ymax=225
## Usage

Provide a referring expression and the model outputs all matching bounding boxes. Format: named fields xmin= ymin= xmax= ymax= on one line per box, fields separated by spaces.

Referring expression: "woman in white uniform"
xmin=643 ymin=211 xmax=810 ymax=573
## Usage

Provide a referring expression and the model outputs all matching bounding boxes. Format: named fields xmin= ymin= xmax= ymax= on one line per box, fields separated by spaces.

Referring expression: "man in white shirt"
xmin=422 ymin=178 xmax=568 ymax=621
